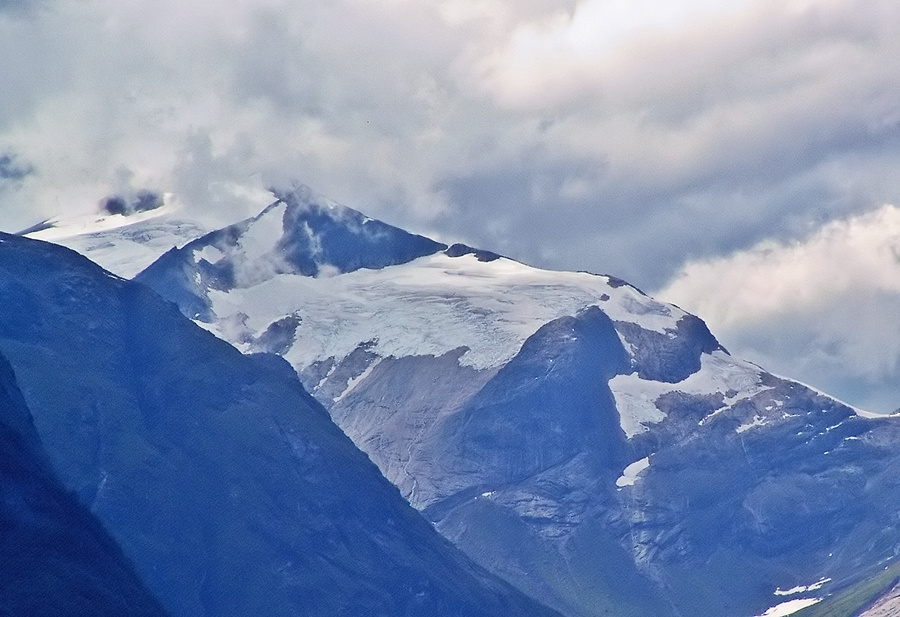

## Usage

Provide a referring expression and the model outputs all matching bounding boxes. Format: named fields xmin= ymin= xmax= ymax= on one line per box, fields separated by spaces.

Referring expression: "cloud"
xmin=1 ymin=0 xmax=900 ymax=402
xmin=433 ymin=0 xmax=900 ymax=286
xmin=657 ymin=204 xmax=900 ymax=413
xmin=0 ymin=0 xmax=42 ymax=16
xmin=0 ymin=153 xmax=30 ymax=180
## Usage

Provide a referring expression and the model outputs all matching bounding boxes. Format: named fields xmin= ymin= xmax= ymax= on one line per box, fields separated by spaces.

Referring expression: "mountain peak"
xmin=172 ymin=183 xmax=447 ymax=284
xmin=134 ymin=186 xmax=448 ymax=320
xmin=267 ymin=183 xmax=448 ymax=276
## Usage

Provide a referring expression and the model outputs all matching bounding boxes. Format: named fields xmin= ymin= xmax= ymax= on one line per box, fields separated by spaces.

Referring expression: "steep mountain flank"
xmin=0 ymin=232 xmax=559 ymax=617
xmin=0 ymin=352 xmax=167 ymax=617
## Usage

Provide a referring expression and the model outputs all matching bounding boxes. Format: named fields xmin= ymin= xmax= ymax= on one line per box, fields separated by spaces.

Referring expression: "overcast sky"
xmin=2 ymin=0 xmax=900 ymax=411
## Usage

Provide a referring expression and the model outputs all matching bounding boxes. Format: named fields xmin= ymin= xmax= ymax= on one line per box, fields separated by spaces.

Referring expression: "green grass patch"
xmin=793 ymin=559 xmax=900 ymax=617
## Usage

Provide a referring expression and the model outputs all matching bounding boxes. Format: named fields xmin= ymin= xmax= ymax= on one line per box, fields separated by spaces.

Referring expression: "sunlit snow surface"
xmin=753 ymin=577 xmax=830 ymax=616
xmin=609 ymin=351 xmax=770 ymax=437
xmin=202 ymin=251 xmax=688 ymax=371
xmin=775 ymin=578 xmax=831 ymax=596
xmin=25 ymin=203 xmax=207 ymax=278
xmin=754 ymin=598 xmax=822 ymax=617
xmin=616 ymin=457 xmax=651 ymax=487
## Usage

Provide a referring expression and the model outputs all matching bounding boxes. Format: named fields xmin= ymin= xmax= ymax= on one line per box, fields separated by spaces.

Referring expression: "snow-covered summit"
xmin=22 ymin=193 xmax=208 ymax=278
xmin=183 ymin=183 xmax=447 ymax=283
xmin=197 ymin=250 xmax=713 ymax=372
xmin=134 ymin=185 xmax=723 ymax=386
xmin=133 ymin=184 xmax=452 ymax=320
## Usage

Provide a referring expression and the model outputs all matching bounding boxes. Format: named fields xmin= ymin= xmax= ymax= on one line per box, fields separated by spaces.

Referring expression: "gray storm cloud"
xmin=1 ymin=0 xmax=900 ymax=410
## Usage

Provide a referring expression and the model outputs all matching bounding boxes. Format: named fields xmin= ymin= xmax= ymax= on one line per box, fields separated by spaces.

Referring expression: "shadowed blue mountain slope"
xmin=437 ymin=307 xmax=631 ymax=488
xmin=0 ymin=232 xmax=560 ymax=617
xmin=0 ymin=353 xmax=167 ymax=617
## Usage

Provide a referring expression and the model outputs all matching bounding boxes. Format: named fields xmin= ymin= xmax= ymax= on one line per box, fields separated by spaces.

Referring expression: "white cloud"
xmin=470 ymin=0 xmax=755 ymax=108
xmin=658 ymin=204 xmax=900 ymax=413
xmin=660 ymin=205 xmax=900 ymax=328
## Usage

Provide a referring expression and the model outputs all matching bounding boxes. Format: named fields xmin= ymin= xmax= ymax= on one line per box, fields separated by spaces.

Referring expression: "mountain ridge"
xmin=0 ymin=229 xmax=561 ymax=617
xmin=29 ymin=184 xmax=900 ymax=617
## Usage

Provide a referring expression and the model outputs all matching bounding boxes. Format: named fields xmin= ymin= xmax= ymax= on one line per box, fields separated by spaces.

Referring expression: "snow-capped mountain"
xmin=23 ymin=196 xmax=208 ymax=278
xmin=41 ymin=184 xmax=900 ymax=617
xmin=0 ymin=230 xmax=560 ymax=617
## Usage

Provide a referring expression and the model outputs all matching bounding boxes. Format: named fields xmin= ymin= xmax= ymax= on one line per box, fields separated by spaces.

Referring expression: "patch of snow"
xmin=333 ymin=359 xmax=381 ymax=403
xmin=774 ymin=579 xmax=830 ymax=596
xmin=196 ymin=245 xmax=225 ymax=264
xmin=774 ymin=585 xmax=808 ymax=597
xmin=608 ymin=378 xmax=669 ymax=437
xmin=737 ymin=415 xmax=768 ymax=433
xmin=755 ymin=598 xmax=821 ymax=617
xmin=616 ymin=457 xmax=650 ymax=487
xmin=806 ymin=578 xmax=831 ymax=592
xmin=610 ymin=351 xmax=770 ymax=437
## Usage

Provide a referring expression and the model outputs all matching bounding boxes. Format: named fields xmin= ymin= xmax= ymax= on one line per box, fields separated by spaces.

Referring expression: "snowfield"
xmin=25 ymin=200 xmax=207 ymax=278
xmin=201 ymin=250 xmax=687 ymax=372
